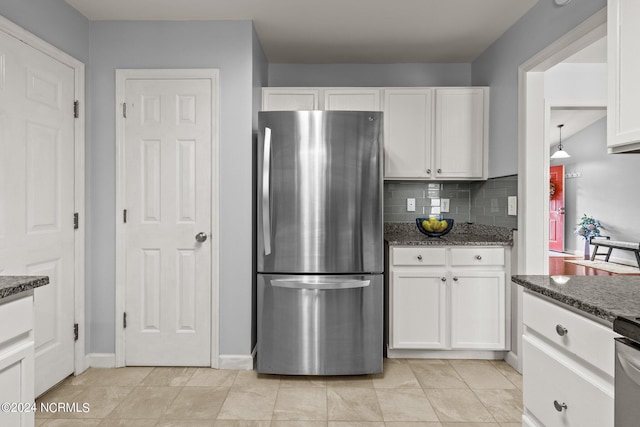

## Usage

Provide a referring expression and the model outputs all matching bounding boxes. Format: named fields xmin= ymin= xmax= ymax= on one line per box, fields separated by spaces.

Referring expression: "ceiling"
xmin=550 ymin=108 xmax=607 ymax=145
xmin=64 ymin=0 xmax=538 ymax=63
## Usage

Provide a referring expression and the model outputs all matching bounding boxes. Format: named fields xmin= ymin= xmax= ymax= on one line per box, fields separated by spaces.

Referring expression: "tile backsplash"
xmin=384 ymin=175 xmax=518 ymax=229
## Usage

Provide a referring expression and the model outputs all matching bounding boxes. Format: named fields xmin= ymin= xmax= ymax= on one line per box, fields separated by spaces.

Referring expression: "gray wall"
xmin=553 ymin=118 xmax=640 ymax=265
xmin=471 ymin=0 xmax=606 ymax=178
xmin=268 ymin=63 xmax=471 ymax=87
xmin=0 ymin=0 xmax=90 ymax=63
xmin=89 ymin=20 xmax=257 ymax=355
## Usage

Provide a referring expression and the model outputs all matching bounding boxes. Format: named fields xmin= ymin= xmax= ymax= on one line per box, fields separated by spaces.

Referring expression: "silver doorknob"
xmin=195 ymin=232 xmax=208 ymax=243
xmin=553 ymin=400 xmax=567 ymax=412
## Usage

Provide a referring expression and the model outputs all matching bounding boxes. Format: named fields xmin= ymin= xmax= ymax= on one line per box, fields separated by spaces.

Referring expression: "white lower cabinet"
xmin=391 ymin=270 xmax=447 ymax=349
xmin=388 ymin=246 xmax=509 ymax=355
xmin=522 ymin=291 xmax=617 ymax=427
xmin=0 ymin=295 xmax=35 ymax=427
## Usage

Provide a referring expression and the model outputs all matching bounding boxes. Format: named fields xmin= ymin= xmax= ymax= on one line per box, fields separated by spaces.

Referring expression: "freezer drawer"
xmin=257 ymin=273 xmax=383 ymax=375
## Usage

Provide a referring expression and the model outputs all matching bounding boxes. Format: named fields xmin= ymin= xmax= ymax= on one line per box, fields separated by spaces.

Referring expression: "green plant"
xmin=575 ymin=214 xmax=601 ymax=240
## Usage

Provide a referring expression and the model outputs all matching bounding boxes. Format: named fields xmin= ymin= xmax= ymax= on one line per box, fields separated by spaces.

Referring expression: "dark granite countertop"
xmin=0 ymin=276 xmax=49 ymax=301
xmin=385 ymin=222 xmax=514 ymax=247
xmin=512 ymin=275 xmax=640 ymax=325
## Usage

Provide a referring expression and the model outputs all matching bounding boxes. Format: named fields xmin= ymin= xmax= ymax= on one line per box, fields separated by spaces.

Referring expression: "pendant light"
xmin=551 ymin=124 xmax=570 ymax=159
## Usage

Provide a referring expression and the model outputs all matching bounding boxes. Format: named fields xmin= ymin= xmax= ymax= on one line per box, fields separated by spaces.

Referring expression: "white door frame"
xmin=517 ymin=8 xmax=607 ymax=275
xmin=510 ymin=9 xmax=605 ymax=372
xmin=0 ymin=14 xmax=86 ymax=376
xmin=114 ymin=69 xmax=220 ymax=368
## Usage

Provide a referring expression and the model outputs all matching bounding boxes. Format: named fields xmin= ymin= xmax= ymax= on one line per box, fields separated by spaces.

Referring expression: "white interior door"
xmin=0 ymin=30 xmax=75 ymax=395
xmin=123 ymin=77 xmax=212 ymax=366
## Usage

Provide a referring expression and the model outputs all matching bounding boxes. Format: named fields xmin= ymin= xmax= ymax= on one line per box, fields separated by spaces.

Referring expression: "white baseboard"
xmin=386 ymin=348 xmax=506 ymax=360
xmin=505 ymin=350 xmax=521 ymax=373
xmin=86 ymin=353 xmax=116 ymax=368
xmin=218 ymin=347 xmax=256 ymax=370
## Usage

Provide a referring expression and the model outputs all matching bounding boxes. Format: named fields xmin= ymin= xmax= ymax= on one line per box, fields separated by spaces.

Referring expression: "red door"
xmin=549 ymin=165 xmax=565 ymax=252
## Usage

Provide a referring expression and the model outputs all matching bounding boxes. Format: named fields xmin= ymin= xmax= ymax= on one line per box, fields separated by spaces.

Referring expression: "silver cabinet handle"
xmin=441 ymin=277 xmax=446 ymax=282
xmin=555 ymin=324 xmax=568 ymax=336
xmin=195 ymin=232 xmax=208 ymax=243
xmin=475 ymin=255 xmax=482 ymax=260
xmin=262 ymin=127 xmax=272 ymax=255
xmin=453 ymin=277 xmax=459 ymax=282
xmin=553 ymin=400 xmax=567 ymax=412
xmin=417 ymin=255 xmax=423 ymax=261
xmin=426 ymin=168 xmax=431 ymax=174
xmin=437 ymin=168 xmax=442 ymax=174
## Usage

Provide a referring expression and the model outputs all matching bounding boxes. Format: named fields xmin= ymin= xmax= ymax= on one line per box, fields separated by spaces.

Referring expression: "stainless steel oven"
xmin=614 ymin=317 xmax=640 ymax=426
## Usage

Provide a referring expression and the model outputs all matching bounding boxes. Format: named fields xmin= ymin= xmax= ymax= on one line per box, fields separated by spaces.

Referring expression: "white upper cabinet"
xmin=384 ymin=87 xmax=488 ymax=180
xmin=324 ymin=89 xmax=381 ymax=111
xmin=434 ymin=88 xmax=488 ymax=179
xmin=262 ymin=86 xmax=489 ymax=180
xmin=383 ymin=89 xmax=434 ymax=179
xmin=262 ymin=88 xmax=319 ymax=111
xmin=608 ymin=0 xmax=640 ymax=153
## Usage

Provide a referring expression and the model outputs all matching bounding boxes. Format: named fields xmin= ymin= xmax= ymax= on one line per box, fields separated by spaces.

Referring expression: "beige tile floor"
xmin=35 ymin=358 xmax=523 ymax=427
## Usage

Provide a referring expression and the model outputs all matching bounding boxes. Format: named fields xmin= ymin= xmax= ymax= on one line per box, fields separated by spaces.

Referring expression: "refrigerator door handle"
xmin=270 ymin=278 xmax=370 ymax=290
xmin=262 ymin=127 xmax=272 ymax=255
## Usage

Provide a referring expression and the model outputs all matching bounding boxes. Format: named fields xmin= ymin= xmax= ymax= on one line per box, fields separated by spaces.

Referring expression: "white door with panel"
xmin=608 ymin=0 xmax=640 ymax=153
xmin=0 ymin=30 xmax=76 ymax=396
xmin=383 ymin=89 xmax=434 ymax=179
xmin=323 ymin=89 xmax=380 ymax=111
xmin=450 ymin=271 xmax=506 ymax=349
xmin=390 ymin=271 xmax=447 ymax=349
xmin=434 ymin=88 xmax=487 ymax=179
xmin=123 ymin=77 xmax=213 ymax=366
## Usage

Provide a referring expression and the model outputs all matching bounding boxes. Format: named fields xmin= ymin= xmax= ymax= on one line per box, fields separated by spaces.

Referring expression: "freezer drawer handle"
xmin=262 ymin=127 xmax=272 ymax=255
xmin=270 ymin=278 xmax=370 ymax=290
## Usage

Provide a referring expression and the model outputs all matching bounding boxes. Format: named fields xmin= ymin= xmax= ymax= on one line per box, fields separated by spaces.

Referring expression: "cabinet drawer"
xmin=0 ymin=296 xmax=33 ymax=346
xmin=450 ymin=247 xmax=504 ymax=266
xmin=392 ymin=247 xmax=446 ymax=266
xmin=523 ymin=336 xmax=613 ymax=427
xmin=523 ymin=291 xmax=617 ymax=377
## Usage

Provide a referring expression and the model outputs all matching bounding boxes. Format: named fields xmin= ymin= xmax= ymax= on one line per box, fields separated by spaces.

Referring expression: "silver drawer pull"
xmin=417 ymin=255 xmax=423 ymax=261
xmin=555 ymin=324 xmax=568 ymax=336
xmin=553 ymin=400 xmax=567 ymax=412
xmin=475 ymin=255 xmax=482 ymax=260
xmin=441 ymin=277 xmax=446 ymax=282
xmin=453 ymin=276 xmax=459 ymax=282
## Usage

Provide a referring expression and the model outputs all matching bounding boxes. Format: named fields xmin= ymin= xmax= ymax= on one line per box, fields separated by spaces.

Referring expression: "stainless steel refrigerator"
xmin=257 ymin=110 xmax=383 ymax=375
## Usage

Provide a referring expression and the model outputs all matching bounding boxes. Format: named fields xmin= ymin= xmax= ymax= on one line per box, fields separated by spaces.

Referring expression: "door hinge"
xmin=73 ymin=323 xmax=79 ymax=341
xmin=123 ymin=209 xmax=127 ymax=223
xmin=123 ymin=312 xmax=127 ymax=329
xmin=122 ymin=102 xmax=127 ymax=118
xmin=73 ymin=100 xmax=79 ymax=118
xmin=73 ymin=212 xmax=79 ymax=230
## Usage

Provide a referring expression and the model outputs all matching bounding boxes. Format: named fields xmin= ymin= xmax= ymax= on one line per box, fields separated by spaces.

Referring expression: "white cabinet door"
xmin=383 ymin=89 xmax=433 ymax=179
xmin=262 ymin=88 xmax=319 ymax=111
xmin=390 ymin=270 xmax=447 ymax=349
xmin=607 ymin=0 xmax=640 ymax=153
xmin=450 ymin=271 xmax=506 ymax=349
xmin=323 ymin=89 xmax=381 ymax=111
xmin=0 ymin=342 xmax=34 ymax=427
xmin=434 ymin=88 xmax=487 ymax=179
